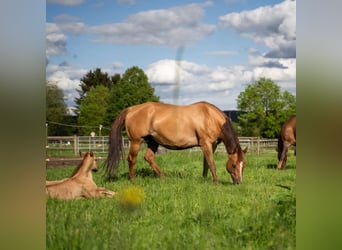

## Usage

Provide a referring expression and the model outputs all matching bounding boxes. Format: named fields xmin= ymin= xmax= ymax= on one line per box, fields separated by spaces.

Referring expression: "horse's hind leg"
xmin=277 ymin=142 xmax=290 ymax=170
xmin=128 ymin=140 xmax=142 ymax=181
xmin=144 ymin=140 xmax=164 ymax=178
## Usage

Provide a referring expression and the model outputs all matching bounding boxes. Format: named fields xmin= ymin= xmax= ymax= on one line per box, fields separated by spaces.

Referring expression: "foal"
xmin=46 ymin=151 xmax=116 ymax=199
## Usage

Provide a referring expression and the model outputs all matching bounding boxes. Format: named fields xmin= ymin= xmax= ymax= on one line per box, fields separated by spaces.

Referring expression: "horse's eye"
xmin=232 ymin=164 xmax=236 ymax=169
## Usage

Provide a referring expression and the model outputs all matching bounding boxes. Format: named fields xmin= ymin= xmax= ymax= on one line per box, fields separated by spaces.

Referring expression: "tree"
xmin=103 ymin=66 xmax=159 ymax=127
xmin=237 ymin=77 xmax=296 ymax=138
xmin=74 ymin=68 xmax=121 ymax=115
xmin=77 ymin=85 xmax=110 ymax=136
xmin=46 ymin=81 xmax=67 ymax=135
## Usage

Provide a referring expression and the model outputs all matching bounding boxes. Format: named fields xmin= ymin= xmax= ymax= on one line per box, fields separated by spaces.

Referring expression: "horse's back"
xmin=125 ymin=102 xmax=227 ymax=147
xmin=126 ymin=101 xmax=225 ymax=122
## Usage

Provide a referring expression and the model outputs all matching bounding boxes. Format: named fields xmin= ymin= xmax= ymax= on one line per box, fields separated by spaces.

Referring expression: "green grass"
xmin=46 ymin=151 xmax=296 ymax=250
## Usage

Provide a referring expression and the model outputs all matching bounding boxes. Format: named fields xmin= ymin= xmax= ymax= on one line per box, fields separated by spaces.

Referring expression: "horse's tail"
xmin=105 ymin=109 xmax=128 ymax=178
xmin=277 ymin=133 xmax=283 ymax=161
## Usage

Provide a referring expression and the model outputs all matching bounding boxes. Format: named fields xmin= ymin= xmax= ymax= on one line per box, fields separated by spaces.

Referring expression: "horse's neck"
xmin=221 ymin=119 xmax=240 ymax=154
xmin=225 ymin=143 xmax=239 ymax=155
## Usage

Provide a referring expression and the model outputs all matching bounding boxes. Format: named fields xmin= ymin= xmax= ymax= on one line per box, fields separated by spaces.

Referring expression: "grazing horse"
xmin=105 ymin=101 xmax=247 ymax=185
xmin=46 ymin=152 xmax=116 ymax=199
xmin=277 ymin=115 xmax=296 ymax=170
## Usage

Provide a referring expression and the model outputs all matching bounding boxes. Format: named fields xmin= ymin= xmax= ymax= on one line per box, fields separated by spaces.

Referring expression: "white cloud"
xmin=112 ymin=61 xmax=124 ymax=71
xmin=116 ymin=0 xmax=137 ymax=4
xmin=146 ymin=58 xmax=295 ymax=109
xmin=206 ymin=50 xmax=239 ymax=56
xmin=46 ymin=63 xmax=88 ymax=106
xmin=57 ymin=22 xmax=86 ymax=34
xmin=46 ymin=23 xmax=68 ymax=58
xmin=220 ymin=0 xmax=296 ymax=58
xmin=57 ymin=3 xmax=216 ymax=48
xmin=146 ymin=59 xmax=210 ymax=85
xmin=47 ymin=0 xmax=85 ymax=6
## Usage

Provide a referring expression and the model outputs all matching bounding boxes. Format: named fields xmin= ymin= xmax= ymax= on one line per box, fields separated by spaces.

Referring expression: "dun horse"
xmin=277 ymin=115 xmax=296 ymax=169
xmin=105 ymin=101 xmax=247 ymax=185
xmin=46 ymin=151 xmax=116 ymax=199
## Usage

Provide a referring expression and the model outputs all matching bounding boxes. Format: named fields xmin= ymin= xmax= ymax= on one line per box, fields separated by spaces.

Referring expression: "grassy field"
xmin=46 ymin=150 xmax=296 ymax=250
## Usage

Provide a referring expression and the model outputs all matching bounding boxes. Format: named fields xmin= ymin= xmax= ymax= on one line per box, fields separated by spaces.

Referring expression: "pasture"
xmin=46 ymin=150 xmax=296 ymax=250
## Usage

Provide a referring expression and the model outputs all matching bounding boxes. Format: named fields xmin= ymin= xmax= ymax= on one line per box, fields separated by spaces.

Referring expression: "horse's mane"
xmin=221 ymin=117 xmax=243 ymax=160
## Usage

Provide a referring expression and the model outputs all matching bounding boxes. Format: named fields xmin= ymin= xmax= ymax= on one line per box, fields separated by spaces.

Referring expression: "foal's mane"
xmin=70 ymin=152 xmax=92 ymax=177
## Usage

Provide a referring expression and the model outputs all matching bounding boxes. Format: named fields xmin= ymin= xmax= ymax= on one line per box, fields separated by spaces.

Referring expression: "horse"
xmin=105 ymin=101 xmax=247 ymax=185
xmin=45 ymin=152 xmax=93 ymax=186
xmin=277 ymin=115 xmax=296 ymax=170
xmin=46 ymin=151 xmax=116 ymax=199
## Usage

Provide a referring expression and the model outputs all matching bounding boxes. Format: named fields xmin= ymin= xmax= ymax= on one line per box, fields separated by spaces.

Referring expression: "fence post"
xmin=73 ymin=135 xmax=77 ymax=156
xmin=257 ymin=137 xmax=260 ymax=155
xmin=250 ymin=137 xmax=254 ymax=153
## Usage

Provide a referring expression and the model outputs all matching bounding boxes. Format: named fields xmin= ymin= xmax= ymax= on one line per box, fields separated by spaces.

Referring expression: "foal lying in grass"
xmin=46 ymin=151 xmax=116 ymax=199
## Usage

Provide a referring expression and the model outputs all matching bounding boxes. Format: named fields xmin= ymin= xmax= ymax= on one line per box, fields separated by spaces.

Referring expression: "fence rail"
xmin=46 ymin=136 xmax=279 ymax=156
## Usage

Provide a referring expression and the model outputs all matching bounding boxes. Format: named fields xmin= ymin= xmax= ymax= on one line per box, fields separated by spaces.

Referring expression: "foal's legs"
xmin=144 ymin=140 xmax=164 ymax=177
xmin=201 ymin=141 xmax=218 ymax=184
xmin=202 ymin=142 xmax=218 ymax=178
xmin=127 ymin=140 xmax=142 ymax=181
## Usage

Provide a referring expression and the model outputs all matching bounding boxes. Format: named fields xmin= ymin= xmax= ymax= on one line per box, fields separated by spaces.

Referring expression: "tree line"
xmin=46 ymin=66 xmax=295 ymax=138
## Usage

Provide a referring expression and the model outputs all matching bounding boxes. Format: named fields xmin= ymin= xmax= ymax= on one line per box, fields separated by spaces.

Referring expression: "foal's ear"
xmin=243 ymin=147 xmax=248 ymax=154
xmin=79 ymin=151 xmax=85 ymax=157
xmin=89 ymin=151 xmax=94 ymax=157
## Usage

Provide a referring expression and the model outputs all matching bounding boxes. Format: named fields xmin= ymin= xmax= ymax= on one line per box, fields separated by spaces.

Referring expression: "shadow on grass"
xmin=266 ymin=163 xmax=296 ymax=170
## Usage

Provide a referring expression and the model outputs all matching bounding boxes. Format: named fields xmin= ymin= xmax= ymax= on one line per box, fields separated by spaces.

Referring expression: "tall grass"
xmin=46 ymin=151 xmax=296 ymax=249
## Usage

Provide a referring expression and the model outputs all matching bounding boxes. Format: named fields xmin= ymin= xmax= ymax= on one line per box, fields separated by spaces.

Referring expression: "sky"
xmin=46 ymin=0 xmax=296 ymax=112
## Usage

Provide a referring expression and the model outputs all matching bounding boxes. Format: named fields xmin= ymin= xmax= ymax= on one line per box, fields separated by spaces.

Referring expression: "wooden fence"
xmin=46 ymin=136 xmax=278 ymax=156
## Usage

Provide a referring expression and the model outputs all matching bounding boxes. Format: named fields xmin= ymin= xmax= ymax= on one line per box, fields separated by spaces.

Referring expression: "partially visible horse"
xmin=46 ymin=151 xmax=116 ymax=199
xmin=105 ymin=101 xmax=247 ymax=185
xmin=277 ymin=115 xmax=296 ymax=170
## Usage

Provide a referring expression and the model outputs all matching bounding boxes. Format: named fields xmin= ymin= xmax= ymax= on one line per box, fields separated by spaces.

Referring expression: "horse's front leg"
xmin=97 ymin=187 xmax=117 ymax=197
xmin=202 ymin=142 xmax=218 ymax=178
xmin=201 ymin=142 xmax=218 ymax=184
xmin=127 ymin=140 xmax=142 ymax=181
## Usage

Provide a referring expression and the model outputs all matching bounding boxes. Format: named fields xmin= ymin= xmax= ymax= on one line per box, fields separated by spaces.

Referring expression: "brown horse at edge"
xmin=277 ymin=115 xmax=296 ymax=169
xmin=105 ymin=101 xmax=247 ymax=185
xmin=46 ymin=151 xmax=116 ymax=199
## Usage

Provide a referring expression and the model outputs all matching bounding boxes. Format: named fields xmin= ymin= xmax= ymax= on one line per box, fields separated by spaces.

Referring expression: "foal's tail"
xmin=105 ymin=109 xmax=128 ymax=178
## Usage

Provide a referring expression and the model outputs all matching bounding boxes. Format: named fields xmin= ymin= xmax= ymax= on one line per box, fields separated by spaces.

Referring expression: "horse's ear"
xmin=89 ymin=151 xmax=94 ymax=157
xmin=243 ymin=147 xmax=248 ymax=154
xmin=79 ymin=151 xmax=84 ymax=157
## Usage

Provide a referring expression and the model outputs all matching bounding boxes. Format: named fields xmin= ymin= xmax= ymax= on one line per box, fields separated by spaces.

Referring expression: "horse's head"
xmin=226 ymin=147 xmax=247 ymax=185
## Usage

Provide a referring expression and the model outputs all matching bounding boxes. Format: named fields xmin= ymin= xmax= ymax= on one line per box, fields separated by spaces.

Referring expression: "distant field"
xmin=46 ymin=151 xmax=296 ymax=250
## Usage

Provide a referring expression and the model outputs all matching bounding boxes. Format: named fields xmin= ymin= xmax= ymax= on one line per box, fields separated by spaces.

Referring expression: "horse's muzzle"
xmin=233 ymin=179 xmax=242 ymax=185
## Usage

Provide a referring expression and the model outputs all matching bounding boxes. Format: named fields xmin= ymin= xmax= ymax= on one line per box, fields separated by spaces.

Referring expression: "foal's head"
xmin=226 ymin=147 xmax=247 ymax=185
xmin=80 ymin=151 xmax=98 ymax=172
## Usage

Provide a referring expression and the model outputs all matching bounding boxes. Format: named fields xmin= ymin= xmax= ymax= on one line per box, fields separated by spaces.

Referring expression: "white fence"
xmin=46 ymin=136 xmax=278 ymax=156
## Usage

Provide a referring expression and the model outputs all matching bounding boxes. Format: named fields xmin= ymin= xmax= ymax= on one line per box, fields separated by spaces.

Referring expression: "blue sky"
xmin=46 ymin=0 xmax=296 ymax=112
